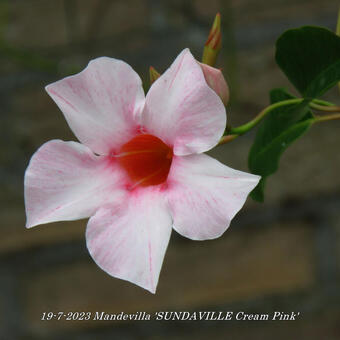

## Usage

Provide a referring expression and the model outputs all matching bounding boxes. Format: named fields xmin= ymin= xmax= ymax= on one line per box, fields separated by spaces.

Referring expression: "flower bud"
xmin=202 ymin=13 xmax=222 ymax=66
xmin=199 ymin=62 xmax=229 ymax=106
xmin=149 ymin=66 xmax=160 ymax=85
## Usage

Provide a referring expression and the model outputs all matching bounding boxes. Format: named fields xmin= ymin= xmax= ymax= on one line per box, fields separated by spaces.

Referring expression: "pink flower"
xmin=24 ymin=49 xmax=260 ymax=293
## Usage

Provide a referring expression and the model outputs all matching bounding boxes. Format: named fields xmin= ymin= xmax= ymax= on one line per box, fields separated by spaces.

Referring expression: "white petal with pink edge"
xmin=167 ymin=154 xmax=260 ymax=240
xmin=46 ymin=57 xmax=145 ymax=155
xmin=25 ymin=140 xmax=127 ymax=228
xmin=142 ymin=49 xmax=226 ymax=156
xmin=86 ymin=188 xmax=172 ymax=293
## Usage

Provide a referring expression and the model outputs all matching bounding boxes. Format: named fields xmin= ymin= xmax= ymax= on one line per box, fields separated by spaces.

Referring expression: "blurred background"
xmin=1 ymin=0 xmax=340 ymax=339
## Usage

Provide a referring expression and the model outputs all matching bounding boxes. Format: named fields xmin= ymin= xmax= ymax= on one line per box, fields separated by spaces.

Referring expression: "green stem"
xmin=217 ymin=97 xmax=340 ymax=146
xmin=309 ymin=102 xmax=340 ymax=112
xmin=228 ymin=98 xmax=303 ymax=135
xmin=218 ymin=134 xmax=238 ymax=145
xmin=311 ymin=98 xmax=335 ymax=107
xmin=314 ymin=113 xmax=340 ymax=122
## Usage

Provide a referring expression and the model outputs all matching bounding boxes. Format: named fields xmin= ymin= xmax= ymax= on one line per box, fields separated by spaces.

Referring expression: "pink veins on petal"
xmin=24 ymin=48 xmax=260 ymax=293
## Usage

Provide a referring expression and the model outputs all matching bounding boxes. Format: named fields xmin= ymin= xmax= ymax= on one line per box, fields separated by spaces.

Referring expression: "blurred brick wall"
xmin=0 ymin=0 xmax=340 ymax=339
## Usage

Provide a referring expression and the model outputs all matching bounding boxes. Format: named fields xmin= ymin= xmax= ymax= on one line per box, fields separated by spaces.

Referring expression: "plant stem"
xmin=216 ymin=97 xmax=340 ymax=147
xmin=314 ymin=113 xmax=340 ymax=122
xmin=312 ymin=98 xmax=335 ymax=106
xmin=218 ymin=134 xmax=238 ymax=145
xmin=309 ymin=102 xmax=340 ymax=112
xmin=228 ymin=98 xmax=303 ymax=135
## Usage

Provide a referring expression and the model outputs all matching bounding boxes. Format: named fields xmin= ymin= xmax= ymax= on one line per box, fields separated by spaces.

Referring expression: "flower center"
xmin=117 ymin=134 xmax=173 ymax=187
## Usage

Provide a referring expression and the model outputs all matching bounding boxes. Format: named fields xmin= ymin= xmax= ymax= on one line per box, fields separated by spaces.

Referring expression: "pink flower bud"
xmin=199 ymin=62 xmax=229 ymax=106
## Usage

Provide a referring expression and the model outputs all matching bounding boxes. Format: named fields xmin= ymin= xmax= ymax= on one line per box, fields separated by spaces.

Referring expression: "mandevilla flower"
xmin=24 ymin=49 xmax=260 ymax=293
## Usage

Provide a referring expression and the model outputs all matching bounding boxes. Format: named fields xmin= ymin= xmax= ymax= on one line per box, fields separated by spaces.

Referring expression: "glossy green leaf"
xmin=276 ymin=26 xmax=340 ymax=98
xmin=249 ymin=88 xmax=314 ymax=202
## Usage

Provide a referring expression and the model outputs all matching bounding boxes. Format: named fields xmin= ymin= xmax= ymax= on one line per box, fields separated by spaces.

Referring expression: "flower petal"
xmin=167 ymin=154 xmax=260 ymax=240
xmin=45 ymin=57 xmax=145 ymax=155
xmin=86 ymin=189 xmax=172 ymax=293
xmin=142 ymin=49 xmax=226 ymax=156
xmin=25 ymin=140 xmax=126 ymax=228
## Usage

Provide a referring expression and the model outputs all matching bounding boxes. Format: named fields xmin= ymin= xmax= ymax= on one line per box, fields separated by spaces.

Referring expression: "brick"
xmin=194 ymin=0 xmax=221 ymax=19
xmin=0 ymin=207 xmax=84 ymax=255
xmin=24 ymin=222 xmax=315 ymax=333
xmin=230 ymin=0 xmax=339 ymax=25
xmin=11 ymin=87 xmax=75 ymax=147
xmin=6 ymin=0 xmax=68 ymax=48
xmin=76 ymin=0 xmax=148 ymax=41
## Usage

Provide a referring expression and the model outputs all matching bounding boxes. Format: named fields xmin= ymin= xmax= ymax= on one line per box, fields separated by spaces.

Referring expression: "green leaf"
xmin=248 ymin=88 xmax=314 ymax=202
xmin=250 ymin=178 xmax=266 ymax=202
xmin=276 ymin=26 xmax=340 ymax=98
